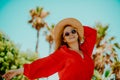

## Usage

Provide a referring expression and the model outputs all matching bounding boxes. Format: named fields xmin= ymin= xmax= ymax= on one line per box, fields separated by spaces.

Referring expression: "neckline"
xmin=61 ymin=45 xmax=85 ymax=59
xmin=68 ymin=48 xmax=85 ymax=60
xmin=69 ymin=48 xmax=84 ymax=57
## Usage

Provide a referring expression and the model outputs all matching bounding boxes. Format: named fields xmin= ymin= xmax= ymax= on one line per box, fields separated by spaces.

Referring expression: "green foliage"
xmin=0 ymin=31 xmax=38 ymax=79
xmin=105 ymin=69 xmax=110 ymax=77
xmin=114 ymin=43 xmax=120 ymax=49
xmin=92 ymin=70 xmax=102 ymax=80
xmin=36 ymin=6 xmax=43 ymax=14
xmin=96 ymin=23 xmax=108 ymax=37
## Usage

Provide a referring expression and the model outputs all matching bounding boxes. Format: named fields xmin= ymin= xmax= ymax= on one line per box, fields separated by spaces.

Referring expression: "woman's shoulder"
xmin=52 ymin=45 xmax=68 ymax=53
xmin=60 ymin=45 xmax=67 ymax=48
xmin=58 ymin=45 xmax=69 ymax=53
xmin=50 ymin=45 xmax=69 ymax=58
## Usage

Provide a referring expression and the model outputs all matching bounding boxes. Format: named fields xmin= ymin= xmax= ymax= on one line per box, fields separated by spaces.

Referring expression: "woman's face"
xmin=63 ymin=26 xmax=78 ymax=44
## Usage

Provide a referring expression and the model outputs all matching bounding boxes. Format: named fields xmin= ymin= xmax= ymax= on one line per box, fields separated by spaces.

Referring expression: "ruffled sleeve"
xmin=80 ymin=26 xmax=97 ymax=56
xmin=23 ymin=47 xmax=67 ymax=79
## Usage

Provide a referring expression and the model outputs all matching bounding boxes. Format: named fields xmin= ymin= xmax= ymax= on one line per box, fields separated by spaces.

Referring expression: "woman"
xmin=3 ymin=18 xmax=97 ymax=80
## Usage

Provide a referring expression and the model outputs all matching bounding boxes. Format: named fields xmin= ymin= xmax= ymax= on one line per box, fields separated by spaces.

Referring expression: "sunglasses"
xmin=64 ymin=29 xmax=77 ymax=37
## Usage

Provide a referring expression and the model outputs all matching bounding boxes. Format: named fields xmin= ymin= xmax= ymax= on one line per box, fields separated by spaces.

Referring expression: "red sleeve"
xmin=23 ymin=48 xmax=66 ymax=79
xmin=80 ymin=26 xmax=97 ymax=56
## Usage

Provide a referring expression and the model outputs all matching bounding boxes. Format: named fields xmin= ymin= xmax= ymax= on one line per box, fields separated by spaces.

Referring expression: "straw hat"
xmin=54 ymin=18 xmax=84 ymax=47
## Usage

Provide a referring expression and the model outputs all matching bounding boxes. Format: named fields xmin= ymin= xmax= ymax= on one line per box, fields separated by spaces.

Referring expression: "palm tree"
xmin=28 ymin=7 xmax=49 ymax=53
xmin=95 ymin=23 xmax=108 ymax=48
xmin=45 ymin=24 xmax=54 ymax=53
xmin=92 ymin=23 xmax=120 ymax=80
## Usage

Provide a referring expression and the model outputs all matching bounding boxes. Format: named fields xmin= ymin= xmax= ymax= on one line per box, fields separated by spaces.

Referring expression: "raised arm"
xmin=80 ymin=26 xmax=97 ymax=56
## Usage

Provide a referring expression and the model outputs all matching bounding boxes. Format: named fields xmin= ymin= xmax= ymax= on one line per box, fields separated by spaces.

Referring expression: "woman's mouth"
xmin=69 ymin=36 xmax=75 ymax=39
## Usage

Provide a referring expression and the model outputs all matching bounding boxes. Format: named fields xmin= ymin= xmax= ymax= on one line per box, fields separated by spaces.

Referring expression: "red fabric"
xmin=23 ymin=26 xmax=97 ymax=80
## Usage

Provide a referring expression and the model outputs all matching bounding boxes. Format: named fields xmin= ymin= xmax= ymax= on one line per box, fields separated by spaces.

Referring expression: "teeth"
xmin=69 ymin=37 xmax=75 ymax=39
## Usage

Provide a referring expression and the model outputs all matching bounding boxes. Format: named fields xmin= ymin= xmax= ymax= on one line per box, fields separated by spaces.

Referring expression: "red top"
xmin=23 ymin=26 xmax=97 ymax=80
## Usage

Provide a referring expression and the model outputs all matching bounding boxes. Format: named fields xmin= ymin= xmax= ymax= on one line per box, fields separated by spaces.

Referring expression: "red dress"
xmin=23 ymin=26 xmax=97 ymax=80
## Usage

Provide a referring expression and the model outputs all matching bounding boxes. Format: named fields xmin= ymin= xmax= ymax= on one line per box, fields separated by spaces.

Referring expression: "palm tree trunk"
xmin=49 ymin=43 xmax=52 ymax=53
xmin=36 ymin=30 xmax=40 ymax=80
xmin=36 ymin=30 xmax=39 ymax=54
xmin=46 ymin=43 xmax=53 ymax=80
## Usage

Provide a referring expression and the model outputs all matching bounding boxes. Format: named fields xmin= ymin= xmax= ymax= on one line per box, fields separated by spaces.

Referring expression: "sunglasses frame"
xmin=63 ymin=29 xmax=77 ymax=37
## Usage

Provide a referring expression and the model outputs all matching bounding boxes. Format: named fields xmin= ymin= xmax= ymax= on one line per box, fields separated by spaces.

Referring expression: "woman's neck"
xmin=68 ymin=41 xmax=79 ymax=51
xmin=68 ymin=41 xmax=84 ymax=59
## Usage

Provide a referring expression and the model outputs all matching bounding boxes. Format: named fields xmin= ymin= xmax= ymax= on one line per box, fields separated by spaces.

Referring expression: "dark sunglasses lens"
xmin=72 ymin=30 xmax=76 ymax=34
xmin=65 ymin=32 xmax=69 ymax=36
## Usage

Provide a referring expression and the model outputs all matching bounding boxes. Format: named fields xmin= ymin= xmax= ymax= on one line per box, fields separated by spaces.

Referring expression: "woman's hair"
xmin=54 ymin=25 xmax=81 ymax=50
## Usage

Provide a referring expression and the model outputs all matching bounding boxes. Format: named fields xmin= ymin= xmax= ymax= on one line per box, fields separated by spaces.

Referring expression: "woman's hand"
xmin=2 ymin=68 xmax=23 ymax=80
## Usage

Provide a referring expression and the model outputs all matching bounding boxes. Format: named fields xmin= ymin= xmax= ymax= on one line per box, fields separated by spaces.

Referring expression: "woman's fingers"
xmin=2 ymin=73 xmax=11 ymax=80
xmin=2 ymin=68 xmax=23 ymax=80
xmin=2 ymin=70 xmax=16 ymax=80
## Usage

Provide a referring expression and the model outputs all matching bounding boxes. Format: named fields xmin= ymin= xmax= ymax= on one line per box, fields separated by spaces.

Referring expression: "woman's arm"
xmin=23 ymin=48 xmax=67 ymax=79
xmin=80 ymin=26 xmax=97 ymax=56
xmin=3 ymin=47 xmax=67 ymax=80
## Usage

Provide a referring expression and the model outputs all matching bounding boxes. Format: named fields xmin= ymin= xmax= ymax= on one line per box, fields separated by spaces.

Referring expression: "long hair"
xmin=54 ymin=25 xmax=81 ymax=50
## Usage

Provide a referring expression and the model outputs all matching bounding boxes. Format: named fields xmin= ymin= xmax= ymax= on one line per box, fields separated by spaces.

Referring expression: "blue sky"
xmin=0 ymin=0 xmax=120 ymax=79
